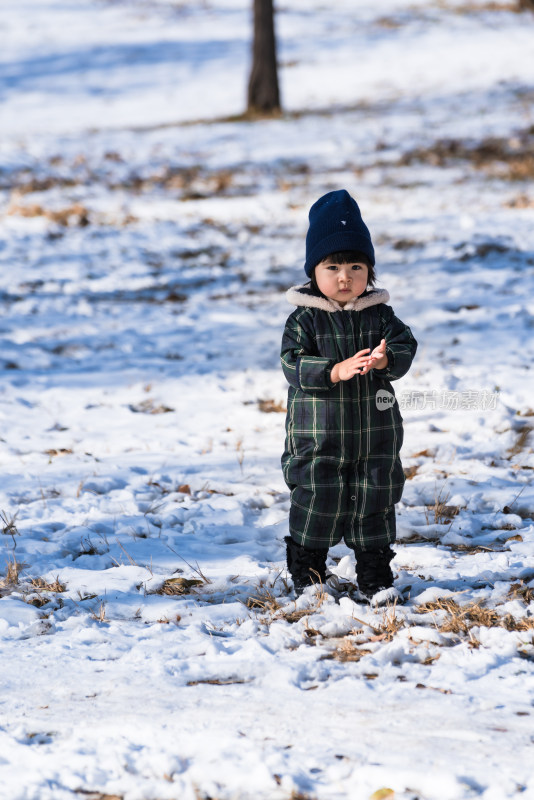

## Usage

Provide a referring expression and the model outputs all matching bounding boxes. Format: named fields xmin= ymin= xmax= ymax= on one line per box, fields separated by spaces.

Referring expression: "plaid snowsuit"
xmin=281 ymin=284 xmax=417 ymax=551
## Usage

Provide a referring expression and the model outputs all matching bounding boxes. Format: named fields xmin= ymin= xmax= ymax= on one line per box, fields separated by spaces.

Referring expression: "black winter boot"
xmin=353 ymin=546 xmax=396 ymax=600
xmin=285 ymin=536 xmax=328 ymax=596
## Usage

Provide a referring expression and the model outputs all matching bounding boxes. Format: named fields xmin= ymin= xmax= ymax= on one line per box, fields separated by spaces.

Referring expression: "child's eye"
xmin=351 ymin=265 xmax=362 ymax=271
xmin=327 ymin=265 xmax=338 ymax=271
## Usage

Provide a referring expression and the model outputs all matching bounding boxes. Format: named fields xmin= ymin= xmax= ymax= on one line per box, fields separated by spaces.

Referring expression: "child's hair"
xmin=310 ymin=250 xmax=376 ymax=295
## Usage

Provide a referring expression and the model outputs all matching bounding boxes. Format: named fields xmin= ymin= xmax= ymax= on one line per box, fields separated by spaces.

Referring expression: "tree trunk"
xmin=247 ymin=0 xmax=281 ymax=114
xmin=518 ymin=0 xmax=534 ymax=9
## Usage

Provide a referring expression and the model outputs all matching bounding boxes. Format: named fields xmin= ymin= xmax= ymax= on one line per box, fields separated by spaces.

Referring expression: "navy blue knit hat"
xmin=304 ymin=190 xmax=375 ymax=277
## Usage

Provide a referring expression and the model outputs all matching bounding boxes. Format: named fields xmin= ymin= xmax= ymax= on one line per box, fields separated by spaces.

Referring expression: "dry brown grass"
xmin=507 ymin=425 xmax=533 ymax=458
xmin=258 ymin=398 xmax=287 ymax=413
xmin=75 ymin=791 xmax=123 ymax=800
xmin=31 ymin=576 xmax=66 ymax=593
xmin=186 ymin=677 xmax=251 ymax=686
xmin=0 ymin=556 xmax=26 ymax=593
xmin=398 ymin=128 xmax=534 ymax=182
xmin=246 ymin=585 xmax=282 ymax=612
xmin=24 ymin=576 xmax=66 ymax=607
xmin=108 ymin=164 xmax=239 ymax=200
xmin=277 ymin=607 xmax=314 ymax=624
xmin=508 ymin=581 xmax=534 ymax=605
xmin=445 ymin=542 xmax=510 ymax=554
xmin=441 ymin=602 xmax=500 ymax=634
xmin=91 ymin=602 xmax=107 ymax=623
xmin=11 ymin=175 xmax=78 ymax=195
xmin=128 ymin=399 xmax=174 ymax=414
xmin=152 ymin=577 xmax=204 ymax=596
xmin=503 ymin=616 xmax=534 ymax=632
xmin=417 ymin=597 xmax=534 ymax=634
xmin=320 ymin=606 xmax=404 ymax=661
xmin=25 ymin=594 xmax=51 ymax=608
xmin=247 ymin=573 xmax=329 ymax=625
xmin=425 ymin=486 xmax=460 ymax=525
xmin=320 ymin=639 xmax=373 ymax=663
xmin=506 ymin=193 xmax=534 ymax=209
xmin=440 ymin=1 xmax=520 ymax=11
xmin=8 ymin=200 xmax=90 ymax=226
xmin=369 ymin=605 xmax=406 ymax=641
xmin=1 ymin=510 xmax=20 ymax=544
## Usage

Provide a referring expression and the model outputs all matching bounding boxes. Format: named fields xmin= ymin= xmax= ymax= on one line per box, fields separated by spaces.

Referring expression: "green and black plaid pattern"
xmin=281 ymin=296 xmax=417 ymax=550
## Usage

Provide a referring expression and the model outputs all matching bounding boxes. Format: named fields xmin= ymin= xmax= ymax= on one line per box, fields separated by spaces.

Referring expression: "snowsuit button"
xmin=351 ymin=496 xmax=356 ymax=501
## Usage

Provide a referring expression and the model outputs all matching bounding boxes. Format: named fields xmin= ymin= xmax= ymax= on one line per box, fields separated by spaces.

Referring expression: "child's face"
xmin=314 ymin=259 xmax=369 ymax=306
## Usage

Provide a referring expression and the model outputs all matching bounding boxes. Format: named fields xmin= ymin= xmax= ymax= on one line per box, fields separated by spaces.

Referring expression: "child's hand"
xmin=330 ymin=348 xmax=373 ymax=382
xmin=360 ymin=338 xmax=388 ymax=374
xmin=330 ymin=340 xmax=388 ymax=382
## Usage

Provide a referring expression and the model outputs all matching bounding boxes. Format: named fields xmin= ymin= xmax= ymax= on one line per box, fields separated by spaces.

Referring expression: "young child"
xmin=281 ymin=189 xmax=417 ymax=604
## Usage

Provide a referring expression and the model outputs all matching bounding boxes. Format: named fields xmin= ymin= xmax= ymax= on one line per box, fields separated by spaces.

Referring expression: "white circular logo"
xmin=376 ymin=389 xmax=395 ymax=410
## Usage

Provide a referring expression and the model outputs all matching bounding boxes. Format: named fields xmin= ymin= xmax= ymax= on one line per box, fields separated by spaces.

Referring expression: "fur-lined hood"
xmin=286 ymin=283 xmax=390 ymax=312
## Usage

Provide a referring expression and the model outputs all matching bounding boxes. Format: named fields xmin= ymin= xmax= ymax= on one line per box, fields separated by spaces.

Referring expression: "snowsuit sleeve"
xmin=281 ymin=309 xmax=336 ymax=394
xmin=373 ymin=305 xmax=417 ymax=381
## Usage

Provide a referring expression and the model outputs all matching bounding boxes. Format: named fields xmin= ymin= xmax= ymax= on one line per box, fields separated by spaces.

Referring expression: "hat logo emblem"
xmin=341 ymin=219 xmax=346 ymax=225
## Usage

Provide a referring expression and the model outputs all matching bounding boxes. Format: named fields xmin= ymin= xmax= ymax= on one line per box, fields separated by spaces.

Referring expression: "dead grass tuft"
xmin=442 ymin=1 xmax=520 ymax=11
xmin=44 ymin=448 xmax=73 ymax=457
xmin=441 ymin=602 xmax=500 ymax=634
xmin=506 ymin=193 xmax=534 ymax=209
xmin=31 ymin=576 xmax=66 ymax=593
xmin=152 ymin=577 xmax=204 ymax=596
xmin=320 ymin=639 xmax=373 ymax=663
xmin=75 ymin=791 xmax=123 ymax=800
xmin=445 ymin=542 xmax=509 ymax=553
xmin=276 ymin=607 xmax=313 ymax=624
xmin=246 ymin=586 xmax=282 ymax=612
xmin=271 ymin=576 xmax=328 ymax=624
xmin=25 ymin=594 xmax=51 ymax=608
xmin=398 ymin=128 xmax=534 ymax=182
xmin=91 ymin=602 xmax=107 ymax=623
xmin=258 ymin=398 xmax=287 ymax=413
xmin=370 ymin=605 xmax=406 ymax=641
xmin=186 ymin=677 xmax=251 ymax=686
xmin=502 ymin=615 xmax=534 ymax=632
xmin=411 ymin=448 xmax=435 ymax=458
xmin=507 ymin=425 xmax=533 ymax=458
xmin=0 ymin=556 xmax=26 ymax=592
xmin=508 ymin=581 xmax=534 ymax=605
xmin=417 ymin=598 xmax=534 ymax=634
xmin=8 ymin=199 xmax=90 ymax=226
xmin=1 ymin=510 xmax=20 ymax=545
xmin=128 ymin=398 xmax=174 ymax=414
xmin=425 ymin=486 xmax=460 ymax=525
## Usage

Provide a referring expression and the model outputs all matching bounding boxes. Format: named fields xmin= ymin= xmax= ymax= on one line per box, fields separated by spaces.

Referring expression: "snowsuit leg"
xmin=286 ymin=461 xmax=349 ymax=549
xmin=344 ymin=503 xmax=397 ymax=552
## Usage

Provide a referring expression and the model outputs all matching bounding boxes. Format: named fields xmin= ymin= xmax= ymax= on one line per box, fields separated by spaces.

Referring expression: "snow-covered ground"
xmin=1 ymin=1 xmax=534 ymax=798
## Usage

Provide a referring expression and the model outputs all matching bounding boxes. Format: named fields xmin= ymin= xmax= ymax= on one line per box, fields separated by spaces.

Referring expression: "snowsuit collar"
xmin=286 ymin=283 xmax=390 ymax=312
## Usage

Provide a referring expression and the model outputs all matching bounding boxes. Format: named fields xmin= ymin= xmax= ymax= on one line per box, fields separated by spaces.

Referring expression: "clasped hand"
xmin=330 ymin=339 xmax=388 ymax=383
